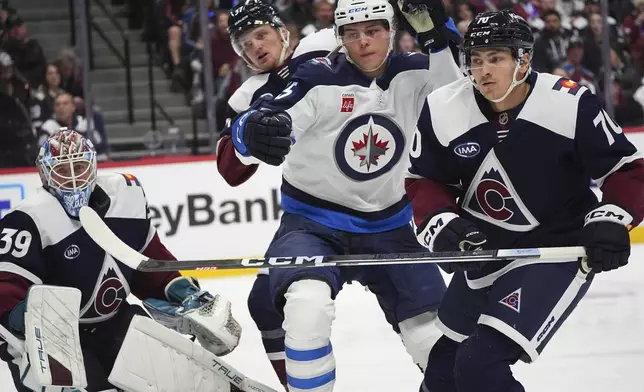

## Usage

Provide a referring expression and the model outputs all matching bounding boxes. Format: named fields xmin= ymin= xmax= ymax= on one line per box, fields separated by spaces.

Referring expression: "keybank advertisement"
xmin=0 ymin=160 xmax=284 ymax=260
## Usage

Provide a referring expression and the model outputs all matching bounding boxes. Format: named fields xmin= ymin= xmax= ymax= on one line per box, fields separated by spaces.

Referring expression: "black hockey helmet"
xmin=228 ymin=0 xmax=284 ymax=43
xmin=461 ymin=10 xmax=534 ymax=66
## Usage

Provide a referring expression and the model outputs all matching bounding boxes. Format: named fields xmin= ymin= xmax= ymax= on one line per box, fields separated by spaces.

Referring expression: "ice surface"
xmin=2 ymin=246 xmax=643 ymax=391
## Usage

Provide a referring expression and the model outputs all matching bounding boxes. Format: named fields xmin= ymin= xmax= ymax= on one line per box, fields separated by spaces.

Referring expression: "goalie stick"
xmin=80 ymin=207 xmax=590 ymax=272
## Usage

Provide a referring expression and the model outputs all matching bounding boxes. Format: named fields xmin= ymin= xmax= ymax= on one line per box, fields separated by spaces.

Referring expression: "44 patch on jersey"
xmin=462 ymin=150 xmax=539 ymax=232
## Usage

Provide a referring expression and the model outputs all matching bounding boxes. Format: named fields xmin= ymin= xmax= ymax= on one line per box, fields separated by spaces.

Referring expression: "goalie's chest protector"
xmin=19 ymin=173 xmax=151 ymax=323
xmin=425 ymin=73 xmax=599 ymax=248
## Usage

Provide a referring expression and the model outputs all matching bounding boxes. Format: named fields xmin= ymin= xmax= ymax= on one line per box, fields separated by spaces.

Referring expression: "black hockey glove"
xmin=416 ymin=210 xmax=488 ymax=273
xmin=397 ymin=0 xmax=461 ymax=53
xmin=580 ymin=203 xmax=633 ymax=273
xmin=231 ymin=109 xmax=293 ymax=166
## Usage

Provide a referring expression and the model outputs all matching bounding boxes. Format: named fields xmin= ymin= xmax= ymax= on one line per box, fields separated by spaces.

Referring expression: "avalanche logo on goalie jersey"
xmin=334 ymin=113 xmax=405 ymax=181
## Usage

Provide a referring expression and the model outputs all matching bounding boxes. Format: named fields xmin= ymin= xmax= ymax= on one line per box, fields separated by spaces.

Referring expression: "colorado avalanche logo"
xmin=80 ymin=257 xmax=130 ymax=322
xmin=462 ymin=150 xmax=539 ymax=231
xmin=334 ymin=114 xmax=405 ymax=181
xmin=499 ymin=288 xmax=522 ymax=313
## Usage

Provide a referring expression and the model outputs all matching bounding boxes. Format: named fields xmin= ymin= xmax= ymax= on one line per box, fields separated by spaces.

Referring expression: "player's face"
xmin=469 ymin=48 xmax=522 ymax=100
xmin=51 ymin=160 xmax=92 ymax=190
xmin=341 ymin=21 xmax=391 ymax=72
xmin=238 ymin=25 xmax=286 ymax=72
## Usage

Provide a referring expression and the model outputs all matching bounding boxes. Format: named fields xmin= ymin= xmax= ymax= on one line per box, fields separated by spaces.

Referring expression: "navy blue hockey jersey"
xmin=408 ymin=73 xmax=644 ymax=250
xmin=0 ymin=172 xmax=178 ymax=327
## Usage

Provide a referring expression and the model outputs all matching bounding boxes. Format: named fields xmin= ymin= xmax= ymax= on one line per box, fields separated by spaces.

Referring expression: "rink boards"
xmin=2 ymin=127 xmax=644 ymax=279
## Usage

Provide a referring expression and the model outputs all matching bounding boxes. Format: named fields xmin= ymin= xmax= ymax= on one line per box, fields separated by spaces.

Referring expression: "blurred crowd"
xmin=134 ymin=0 xmax=644 ymax=131
xmin=2 ymin=0 xmax=644 ymax=169
xmin=0 ymin=0 xmax=108 ymax=169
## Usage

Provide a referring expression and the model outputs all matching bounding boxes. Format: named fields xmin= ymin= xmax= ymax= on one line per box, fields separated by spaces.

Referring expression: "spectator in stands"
xmin=166 ymin=0 xmax=189 ymax=90
xmin=511 ymin=0 xmax=542 ymax=29
xmin=300 ymin=0 xmax=335 ymax=37
xmin=0 ymin=0 xmax=16 ymax=43
xmin=55 ymin=48 xmax=84 ymax=101
xmin=561 ymin=37 xmax=597 ymax=93
xmin=623 ymin=0 xmax=644 ymax=72
xmin=454 ymin=1 xmax=477 ymax=24
xmin=532 ymin=10 xmax=572 ymax=72
xmin=396 ymin=31 xmax=419 ymax=52
xmin=280 ymin=0 xmax=315 ymax=31
xmin=2 ymin=14 xmax=46 ymax=88
xmin=581 ymin=12 xmax=622 ymax=80
xmin=31 ymin=63 xmax=63 ymax=129
xmin=287 ymin=23 xmax=301 ymax=50
xmin=612 ymin=73 xmax=644 ymax=126
xmin=211 ymin=10 xmax=236 ymax=85
xmin=40 ymin=92 xmax=108 ymax=159
xmin=0 ymin=50 xmax=36 ymax=168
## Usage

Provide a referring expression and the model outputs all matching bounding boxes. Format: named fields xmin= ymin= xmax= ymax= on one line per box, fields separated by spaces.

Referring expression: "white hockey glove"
xmin=18 ymin=285 xmax=87 ymax=391
xmin=142 ymin=276 xmax=241 ymax=356
xmin=397 ymin=0 xmax=461 ymax=53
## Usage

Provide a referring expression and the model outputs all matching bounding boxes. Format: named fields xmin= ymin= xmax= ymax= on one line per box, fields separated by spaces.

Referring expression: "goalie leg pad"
xmin=109 ymin=315 xmax=277 ymax=392
xmin=22 ymin=285 xmax=87 ymax=390
xmin=282 ymin=279 xmax=336 ymax=392
xmin=399 ymin=310 xmax=441 ymax=372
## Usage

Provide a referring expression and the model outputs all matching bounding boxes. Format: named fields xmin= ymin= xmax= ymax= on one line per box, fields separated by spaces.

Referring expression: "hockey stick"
xmin=80 ymin=207 xmax=589 ymax=272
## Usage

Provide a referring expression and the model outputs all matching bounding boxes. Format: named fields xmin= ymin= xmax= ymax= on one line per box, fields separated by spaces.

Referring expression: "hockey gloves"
xmin=416 ymin=211 xmax=488 ymax=273
xmin=397 ymin=0 xmax=461 ymax=53
xmin=581 ymin=203 xmax=632 ymax=273
xmin=232 ymin=109 xmax=293 ymax=166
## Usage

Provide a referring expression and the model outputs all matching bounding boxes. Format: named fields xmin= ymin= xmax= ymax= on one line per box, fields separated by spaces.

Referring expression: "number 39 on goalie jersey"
xmin=408 ymin=73 xmax=644 ymax=249
xmin=0 ymin=172 xmax=174 ymax=326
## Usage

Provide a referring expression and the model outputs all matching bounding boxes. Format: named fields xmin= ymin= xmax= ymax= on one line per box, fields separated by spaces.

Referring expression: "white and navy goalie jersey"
xmin=407 ymin=73 xmax=644 ymax=249
xmin=217 ymin=28 xmax=338 ymax=185
xmin=0 ymin=173 xmax=179 ymax=333
xmin=248 ymin=49 xmax=461 ymax=233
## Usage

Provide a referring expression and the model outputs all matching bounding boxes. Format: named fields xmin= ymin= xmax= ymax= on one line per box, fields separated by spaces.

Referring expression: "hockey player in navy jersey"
xmin=0 ymin=129 xmax=248 ymax=392
xmin=216 ymin=1 xmax=340 ymax=386
xmin=227 ymin=0 xmax=463 ymax=390
xmin=407 ymin=10 xmax=644 ymax=392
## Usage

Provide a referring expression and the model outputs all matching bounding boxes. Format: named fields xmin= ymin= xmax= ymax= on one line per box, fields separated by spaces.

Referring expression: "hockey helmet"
xmin=334 ymin=0 xmax=396 ymax=71
xmin=228 ymin=0 xmax=290 ymax=70
xmin=37 ymin=128 xmax=97 ymax=218
xmin=461 ymin=10 xmax=534 ymax=102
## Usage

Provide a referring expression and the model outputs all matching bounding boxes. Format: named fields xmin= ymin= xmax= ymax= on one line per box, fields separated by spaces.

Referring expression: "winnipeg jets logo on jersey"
xmin=80 ymin=253 xmax=130 ymax=323
xmin=462 ymin=150 xmax=539 ymax=231
xmin=334 ymin=114 xmax=405 ymax=181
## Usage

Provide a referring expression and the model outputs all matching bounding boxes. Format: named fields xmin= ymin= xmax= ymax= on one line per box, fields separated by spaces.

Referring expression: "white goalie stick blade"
xmin=79 ymin=206 xmax=589 ymax=273
xmin=0 ymin=323 xmax=25 ymax=352
xmin=24 ymin=285 xmax=87 ymax=388
xmin=109 ymin=315 xmax=277 ymax=392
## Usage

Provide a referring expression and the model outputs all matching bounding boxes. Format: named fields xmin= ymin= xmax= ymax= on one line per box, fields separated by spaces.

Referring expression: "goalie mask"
xmin=37 ymin=128 xmax=97 ymax=218
xmin=461 ymin=10 xmax=534 ymax=103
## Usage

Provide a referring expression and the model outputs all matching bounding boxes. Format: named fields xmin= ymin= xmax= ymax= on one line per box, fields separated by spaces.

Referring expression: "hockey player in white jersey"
xmin=0 ymin=129 xmax=265 ymax=392
xmin=216 ymin=1 xmax=340 ymax=386
xmin=227 ymin=0 xmax=463 ymax=390
xmin=406 ymin=10 xmax=644 ymax=392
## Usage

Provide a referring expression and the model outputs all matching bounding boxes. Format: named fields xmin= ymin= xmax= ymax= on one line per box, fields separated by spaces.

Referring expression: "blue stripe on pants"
xmin=288 ymin=369 xmax=336 ymax=390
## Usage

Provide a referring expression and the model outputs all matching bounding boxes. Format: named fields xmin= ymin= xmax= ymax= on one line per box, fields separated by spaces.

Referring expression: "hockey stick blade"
xmin=81 ymin=206 xmax=588 ymax=272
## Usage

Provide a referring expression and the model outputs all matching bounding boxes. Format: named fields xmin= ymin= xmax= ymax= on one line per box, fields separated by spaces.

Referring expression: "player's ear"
xmin=519 ymin=52 xmax=531 ymax=74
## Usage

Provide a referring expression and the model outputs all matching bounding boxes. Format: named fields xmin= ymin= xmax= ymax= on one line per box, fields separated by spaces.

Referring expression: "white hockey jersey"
xmin=255 ymin=49 xmax=462 ymax=233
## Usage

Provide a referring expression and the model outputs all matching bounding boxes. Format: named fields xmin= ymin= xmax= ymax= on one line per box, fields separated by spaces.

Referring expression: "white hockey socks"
xmin=282 ymin=279 xmax=337 ymax=392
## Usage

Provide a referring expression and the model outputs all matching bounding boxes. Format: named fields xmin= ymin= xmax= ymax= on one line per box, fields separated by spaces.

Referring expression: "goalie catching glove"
xmin=581 ymin=203 xmax=632 ymax=273
xmin=231 ymin=108 xmax=293 ymax=166
xmin=143 ymin=276 xmax=241 ymax=356
xmin=397 ymin=0 xmax=461 ymax=53
xmin=415 ymin=210 xmax=488 ymax=273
